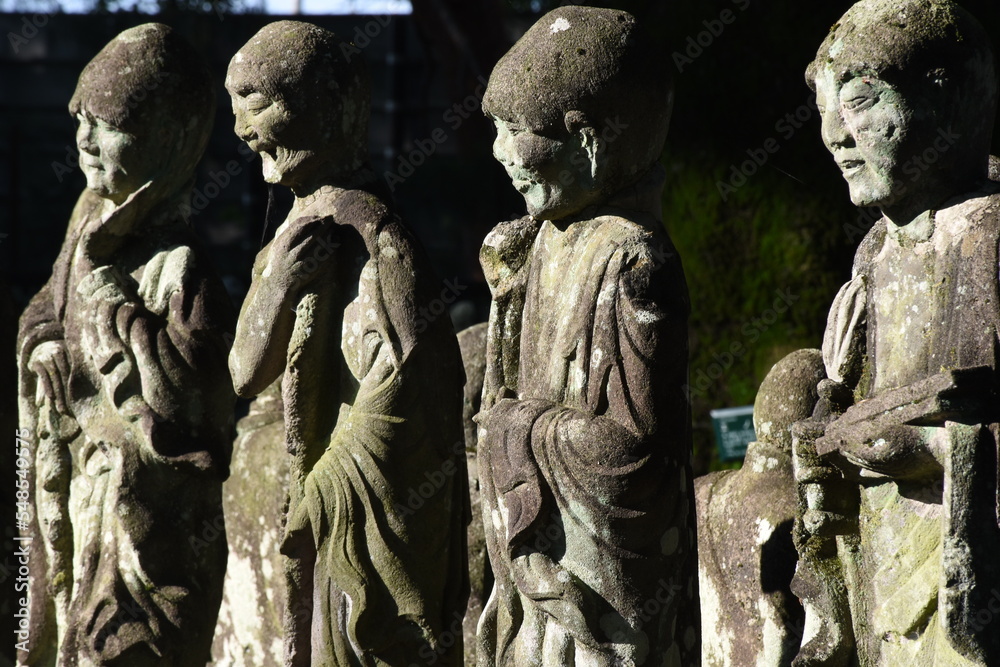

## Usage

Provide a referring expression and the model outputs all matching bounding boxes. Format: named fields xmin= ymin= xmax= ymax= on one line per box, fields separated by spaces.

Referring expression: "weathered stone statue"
xmin=476 ymin=7 xmax=698 ymax=665
xmin=226 ymin=21 xmax=467 ymax=666
xmin=697 ymin=349 xmax=822 ymax=667
xmin=457 ymin=322 xmax=491 ymax=667
xmin=212 ymin=379 xmax=287 ymax=667
xmin=16 ymin=23 xmax=235 ymax=665
xmin=793 ymin=1 xmax=1000 ymax=664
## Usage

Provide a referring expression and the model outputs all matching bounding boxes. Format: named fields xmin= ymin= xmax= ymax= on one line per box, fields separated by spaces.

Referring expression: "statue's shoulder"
xmin=852 ymin=218 xmax=887 ymax=277
xmin=332 ymin=187 xmax=393 ymax=226
xmin=484 ymin=215 xmax=541 ymax=250
xmin=68 ymin=189 xmax=104 ymax=233
xmin=589 ymin=212 xmax=675 ymax=266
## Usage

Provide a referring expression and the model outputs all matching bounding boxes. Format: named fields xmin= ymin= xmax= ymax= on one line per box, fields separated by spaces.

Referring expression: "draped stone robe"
xmin=231 ymin=185 xmax=467 ymax=667
xmin=17 ymin=187 xmax=235 ymax=666
xmin=476 ymin=169 xmax=699 ymax=667
xmin=803 ymin=184 xmax=1000 ymax=666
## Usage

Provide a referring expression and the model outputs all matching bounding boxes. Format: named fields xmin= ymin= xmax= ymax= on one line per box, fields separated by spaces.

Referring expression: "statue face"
xmin=492 ymin=118 xmax=600 ymax=220
xmin=227 ymin=61 xmax=338 ymax=191
xmin=228 ymin=85 xmax=302 ymax=186
xmin=76 ymin=110 xmax=161 ymax=205
xmin=814 ymin=66 xmax=926 ymax=208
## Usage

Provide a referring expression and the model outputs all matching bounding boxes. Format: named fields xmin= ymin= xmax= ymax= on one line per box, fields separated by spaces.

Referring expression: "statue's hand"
xmin=77 ymin=265 xmax=134 ymax=304
xmin=28 ymin=340 xmax=70 ymax=415
xmin=77 ymin=267 xmax=137 ymax=377
xmin=268 ymin=216 xmax=340 ymax=291
xmin=836 ymin=422 xmax=942 ymax=481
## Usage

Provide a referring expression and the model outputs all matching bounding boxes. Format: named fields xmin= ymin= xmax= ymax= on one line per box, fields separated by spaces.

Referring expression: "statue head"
xmin=482 ymin=6 xmax=672 ymax=220
xmin=226 ymin=21 xmax=370 ymax=194
xmin=69 ymin=23 xmax=214 ymax=205
xmin=806 ymin=0 xmax=997 ymax=218
xmin=753 ymin=349 xmax=826 ymax=454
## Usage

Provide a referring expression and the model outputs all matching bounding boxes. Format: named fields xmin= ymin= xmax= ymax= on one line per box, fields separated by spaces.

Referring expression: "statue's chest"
xmin=870 ymin=246 xmax=943 ymax=391
xmin=869 ymin=225 xmax=1000 ymax=392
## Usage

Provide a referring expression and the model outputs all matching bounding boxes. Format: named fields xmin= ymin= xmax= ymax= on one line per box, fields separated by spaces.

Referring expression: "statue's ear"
xmin=564 ymin=110 xmax=607 ymax=185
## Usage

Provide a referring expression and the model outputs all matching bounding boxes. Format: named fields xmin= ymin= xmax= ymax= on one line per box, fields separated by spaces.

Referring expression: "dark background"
xmin=2 ymin=0 xmax=999 ymax=475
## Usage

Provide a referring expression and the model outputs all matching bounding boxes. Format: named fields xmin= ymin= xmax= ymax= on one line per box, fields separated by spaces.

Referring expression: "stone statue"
xmin=16 ymin=23 xmax=235 ymax=665
xmin=212 ymin=379 xmax=287 ymax=667
xmin=793 ymin=1 xmax=1000 ymax=664
xmin=226 ymin=21 xmax=467 ymax=666
xmin=457 ymin=322 xmax=491 ymax=666
xmin=697 ymin=349 xmax=822 ymax=667
xmin=476 ymin=7 xmax=698 ymax=665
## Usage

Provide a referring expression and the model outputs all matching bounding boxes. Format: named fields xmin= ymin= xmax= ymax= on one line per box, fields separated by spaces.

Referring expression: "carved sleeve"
xmin=78 ymin=245 xmax=235 ymax=466
xmin=481 ymin=240 xmax=681 ymax=551
xmin=821 ymin=275 xmax=867 ymax=387
xmin=230 ymin=215 xmax=340 ymax=397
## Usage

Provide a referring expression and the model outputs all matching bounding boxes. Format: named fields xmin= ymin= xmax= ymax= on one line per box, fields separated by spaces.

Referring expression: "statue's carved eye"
xmin=246 ymin=93 xmax=272 ymax=112
xmin=842 ymin=95 xmax=876 ymax=112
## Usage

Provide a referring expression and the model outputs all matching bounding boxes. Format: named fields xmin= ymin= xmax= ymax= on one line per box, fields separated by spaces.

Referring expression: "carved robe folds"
xmin=477 ymin=170 xmax=699 ymax=667
xmin=18 ymin=189 xmax=235 ymax=665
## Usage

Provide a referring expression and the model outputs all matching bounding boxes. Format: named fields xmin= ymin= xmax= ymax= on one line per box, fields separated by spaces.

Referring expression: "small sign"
xmin=710 ymin=406 xmax=755 ymax=462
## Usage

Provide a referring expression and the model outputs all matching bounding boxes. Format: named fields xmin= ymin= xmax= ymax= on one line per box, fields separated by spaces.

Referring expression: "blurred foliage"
xmin=661 ymin=152 xmax=854 ymax=473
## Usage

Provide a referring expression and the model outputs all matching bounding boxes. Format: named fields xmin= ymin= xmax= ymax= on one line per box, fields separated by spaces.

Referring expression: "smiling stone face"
xmin=68 ymin=22 xmax=213 ymax=205
xmin=226 ymin=21 xmax=370 ymax=193
xmin=490 ymin=118 xmax=601 ymax=220
xmin=813 ymin=69 xmax=922 ymax=209
xmin=226 ymin=65 xmax=308 ymax=187
xmin=483 ymin=5 xmax=672 ymax=218
xmin=75 ymin=111 xmax=165 ymax=205
xmin=806 ymin=0 xmax=997 ymax=216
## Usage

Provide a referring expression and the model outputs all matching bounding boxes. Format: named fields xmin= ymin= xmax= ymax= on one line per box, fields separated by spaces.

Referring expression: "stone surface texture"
xmin=696 ymin=349 xmax=823 ymax=667
xmin=211 ymin=379 xmax=287 ymax=666
xmin=458 ymin=322 xmax=491 ymax=667
xmin=795 ymin=2 xmax=1000 ymax=665
xmin=16 ymin=23 xmax=235 ymax=666
xmin=477 ymin=7 xmax=697 ymax=666
xmin=226 ymin=21 xmax=467 ymax=667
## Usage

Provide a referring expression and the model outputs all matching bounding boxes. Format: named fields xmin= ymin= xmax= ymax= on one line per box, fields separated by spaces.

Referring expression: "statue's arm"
xmin=230 ymin=216 xmax=339 ymax=397
xmin=18 ymin=280 xmax=70 ymax=412
xmin=77 ymin=248 xmax=235 ymax=449
xmin=229 ymin=246 xmax=298 ymax=397
xmin=480 ymin=243 xmax=675 ymax=466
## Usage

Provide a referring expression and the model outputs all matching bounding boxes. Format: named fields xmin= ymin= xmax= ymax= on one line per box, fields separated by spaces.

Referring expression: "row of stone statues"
xmin=13 ymin=0 xmax=1000 ymax=665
